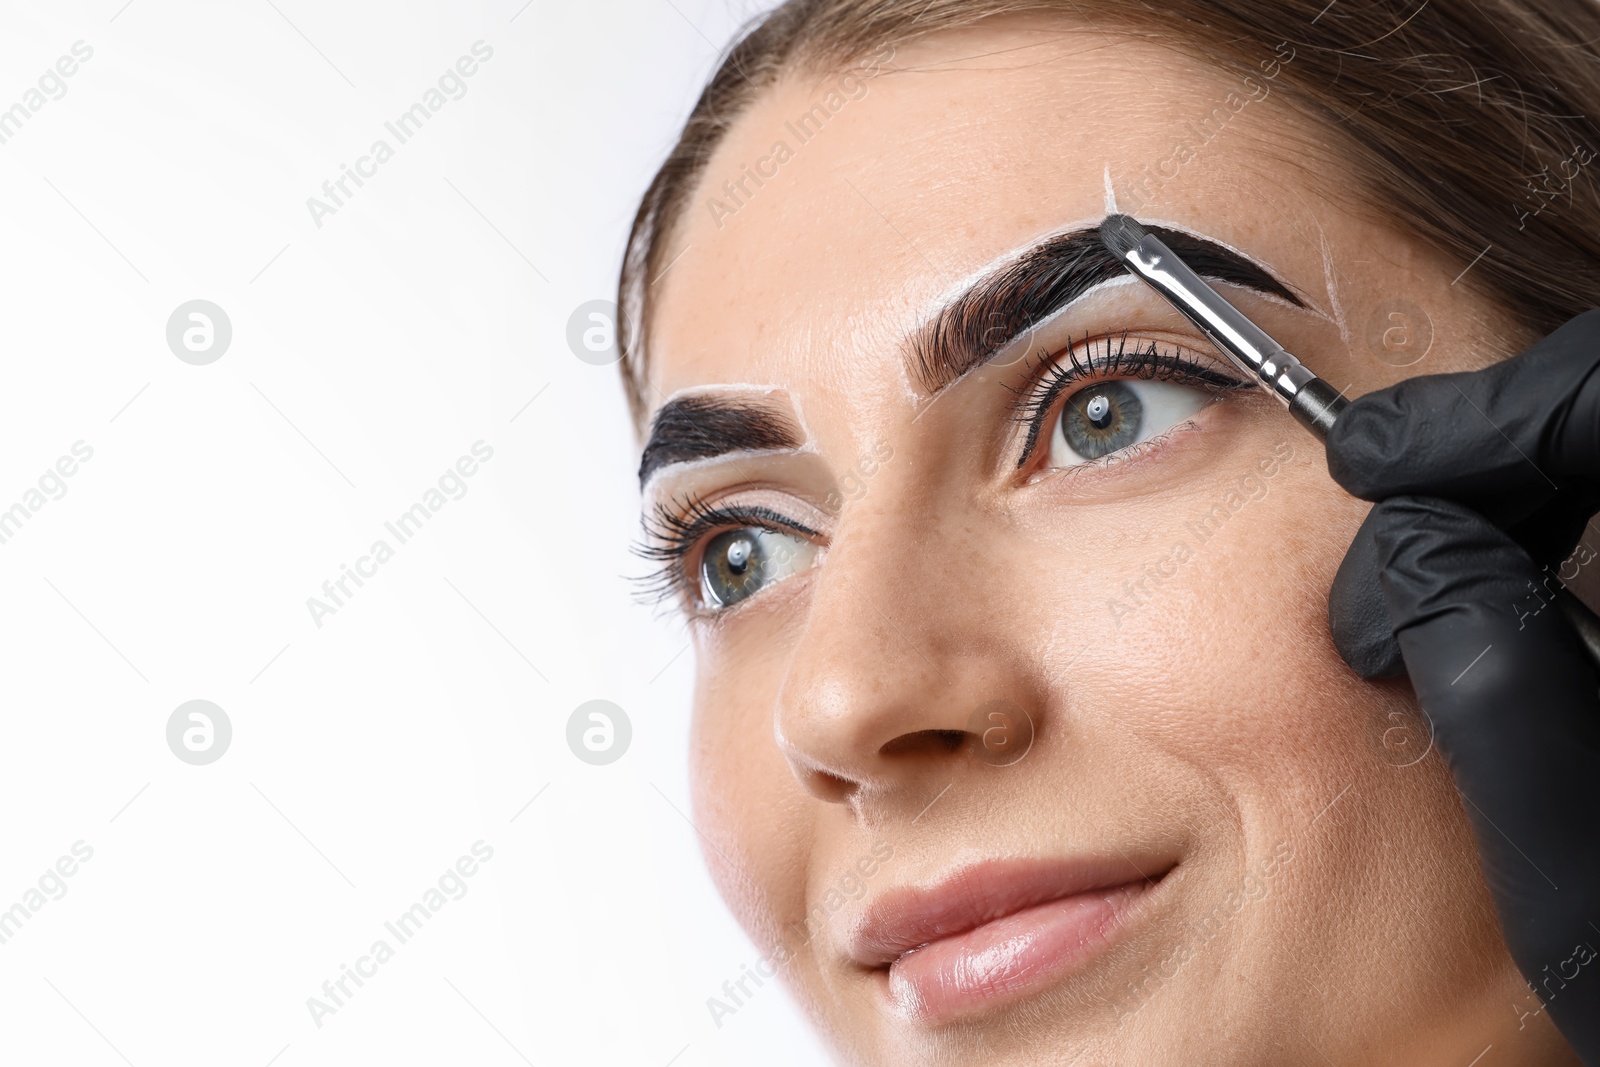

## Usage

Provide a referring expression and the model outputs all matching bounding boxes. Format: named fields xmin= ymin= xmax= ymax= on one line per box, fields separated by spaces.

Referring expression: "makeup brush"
xmin=1099 ymin=212 xmax=1347 ymax=440
xmin=1098 ymin=211 xmax=1600 ymax=671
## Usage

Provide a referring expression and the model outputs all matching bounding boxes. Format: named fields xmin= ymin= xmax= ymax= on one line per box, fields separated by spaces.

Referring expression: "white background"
xmin=0 ymin=1 xmax=827 ymax=1064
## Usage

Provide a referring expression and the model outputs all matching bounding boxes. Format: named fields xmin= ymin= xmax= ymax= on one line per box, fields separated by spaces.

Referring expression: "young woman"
xmin=618 ymin=2 xmax=1600 ymax=1061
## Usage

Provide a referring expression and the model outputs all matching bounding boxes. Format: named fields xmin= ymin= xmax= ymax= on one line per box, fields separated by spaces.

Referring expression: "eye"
xmin=637 ymin=498 xmax=822 ymax=616
xmin=1011 ymin=336 xmax=1247 ymax=473
xmin=699 ymin=526 xmax=818 ymax=609
xmin=1046 ymin=378 xmax=1213 ymax=469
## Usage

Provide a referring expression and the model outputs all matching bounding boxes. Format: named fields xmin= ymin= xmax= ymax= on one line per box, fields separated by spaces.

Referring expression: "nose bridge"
xmin=774 ymin=481 xmax=1024 ymax=799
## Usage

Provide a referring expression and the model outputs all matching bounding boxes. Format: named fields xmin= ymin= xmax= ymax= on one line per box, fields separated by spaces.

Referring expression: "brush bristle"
xmin=1099 ymin=213 xmax=1150 ymax=258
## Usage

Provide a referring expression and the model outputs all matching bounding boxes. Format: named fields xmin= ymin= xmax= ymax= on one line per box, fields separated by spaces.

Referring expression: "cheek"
xmin=1091 ymin=447 xmax=1367 ymax=741
xmin=1051 ymin=450 xmax=1502 ymax=1016
xmin=690 ymin=619 xmax=815 ymax=947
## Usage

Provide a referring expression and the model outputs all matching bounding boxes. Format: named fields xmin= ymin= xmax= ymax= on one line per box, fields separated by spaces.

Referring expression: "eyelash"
xmin=1007 ymin=332 xmax=1249 ymax=468
xmin=634 ymin=494 xmax=819 ymax=611
xmin=638 ymin=334 xmax=1249 ymax=611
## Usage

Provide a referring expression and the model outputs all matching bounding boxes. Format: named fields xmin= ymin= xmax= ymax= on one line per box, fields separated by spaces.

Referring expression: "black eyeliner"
xmin=1009 ymin=334 xmax=1249 ymax=467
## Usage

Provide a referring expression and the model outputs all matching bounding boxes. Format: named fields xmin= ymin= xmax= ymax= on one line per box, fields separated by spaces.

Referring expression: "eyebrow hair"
xmin=910 ymin=224 xmax=1303 ymax=394
xmin=638 ymin=394 xmax=802 ymax=486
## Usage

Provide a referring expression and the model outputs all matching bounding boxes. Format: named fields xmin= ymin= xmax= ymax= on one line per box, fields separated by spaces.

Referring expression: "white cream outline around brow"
xmin=909 ymin=214 xmax=1335 ymax=409
xmin=1314 ymin=223 xmax=1351 ymax=352
xmin=639 ymin=382 xmax=818 ymax=497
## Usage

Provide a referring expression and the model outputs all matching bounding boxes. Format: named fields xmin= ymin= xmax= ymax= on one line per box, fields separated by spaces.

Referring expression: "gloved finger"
xmin=1326 ymin=504 xmax=1600 ymax=681
xmin=1373 ymin=494 xmax=1600 ymax=1052
xmin=1326 ymin=308 xmax=1600 ymax=528
xmin=1327 ymin=508 xmax=1405 ymax=678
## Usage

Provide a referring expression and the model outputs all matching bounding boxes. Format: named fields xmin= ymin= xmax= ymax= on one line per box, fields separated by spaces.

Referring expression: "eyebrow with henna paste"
xmin=638 ymin=393 xmax=803 ymax=488
xmin=910 ymin=224 xmax=1303 ymax=396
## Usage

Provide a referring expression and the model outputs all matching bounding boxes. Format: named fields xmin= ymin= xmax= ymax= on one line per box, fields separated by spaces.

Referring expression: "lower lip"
xmin=885 ymin=880 xmax=1153 ymax=1022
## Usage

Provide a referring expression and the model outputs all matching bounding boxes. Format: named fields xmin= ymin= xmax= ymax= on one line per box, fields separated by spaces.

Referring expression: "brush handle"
xmin=1120 ymin=232 xmax=1349 ymax=427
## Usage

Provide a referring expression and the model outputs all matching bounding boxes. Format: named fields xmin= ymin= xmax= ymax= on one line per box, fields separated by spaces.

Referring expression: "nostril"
xmin=806 ymin=768 xmax=856 ymax=804
xmin=879 ymin=728 xmax=969 ymax=758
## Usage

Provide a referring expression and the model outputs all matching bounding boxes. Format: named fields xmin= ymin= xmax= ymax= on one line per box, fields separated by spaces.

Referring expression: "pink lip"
xmin=849 ymin=857 xmax=1173 ymax=1022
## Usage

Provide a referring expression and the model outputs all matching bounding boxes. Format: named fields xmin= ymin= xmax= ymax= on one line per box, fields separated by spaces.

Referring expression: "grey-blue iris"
xmin=702 ymin=528 xmax=766 ymax=607
xmin=1061 ymin=381 xmax=1143 ymax=459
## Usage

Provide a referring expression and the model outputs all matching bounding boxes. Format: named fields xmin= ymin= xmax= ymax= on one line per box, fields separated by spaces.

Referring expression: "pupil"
xmin=1085 ymin=393 xmax=1112 ymax=427
xmin=701 ymin=528 xmax=771 ymax=609
xmin=1061 ymin=380 xmax=1143 ymax=460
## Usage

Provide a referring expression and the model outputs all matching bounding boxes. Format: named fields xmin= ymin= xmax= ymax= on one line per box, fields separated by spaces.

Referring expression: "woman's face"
xmin=639 ymin=20 xmax=1574 ymax=1066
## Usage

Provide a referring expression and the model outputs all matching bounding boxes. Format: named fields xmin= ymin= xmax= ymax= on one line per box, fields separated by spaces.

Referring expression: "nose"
xmin=774 ymin=499 xmax=1042 ymax=808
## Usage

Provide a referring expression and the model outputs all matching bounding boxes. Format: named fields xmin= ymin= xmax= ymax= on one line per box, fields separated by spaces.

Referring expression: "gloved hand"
xmin=1326 ymin=308 xmax=1600 ymax=1060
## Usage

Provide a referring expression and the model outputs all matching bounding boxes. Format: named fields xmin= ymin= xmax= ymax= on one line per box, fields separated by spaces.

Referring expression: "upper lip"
xmin=847 ymin=855 xmax=1173 ymax=969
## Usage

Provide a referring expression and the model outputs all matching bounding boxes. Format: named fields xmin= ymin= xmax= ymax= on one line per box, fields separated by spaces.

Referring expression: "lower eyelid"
xmin=1027 ymin=430 xmax=1163 ymax=487
xmin=1024 ymin=393 xmax=1225 ymax=485
xmin=1013 ymin=341 xmax=1245 ymax=464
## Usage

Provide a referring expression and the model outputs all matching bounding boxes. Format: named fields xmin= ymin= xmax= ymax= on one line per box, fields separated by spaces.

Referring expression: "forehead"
xmin=644 ymin=20 xmax=1325 ymax=416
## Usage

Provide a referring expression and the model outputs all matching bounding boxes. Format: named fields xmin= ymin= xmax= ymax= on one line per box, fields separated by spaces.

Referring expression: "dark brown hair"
xmin=616 ymin=0 xmax=1600 ymax=425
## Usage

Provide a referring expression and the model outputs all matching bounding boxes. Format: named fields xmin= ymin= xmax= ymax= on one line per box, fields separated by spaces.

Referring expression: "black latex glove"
xmin=1326 ymin=308 xmax=1600 ymax=1060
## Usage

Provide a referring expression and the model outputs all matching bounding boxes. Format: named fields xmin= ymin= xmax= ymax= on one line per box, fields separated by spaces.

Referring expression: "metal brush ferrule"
xmin=1122 ymin=237 xmax=1346 ymax=438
